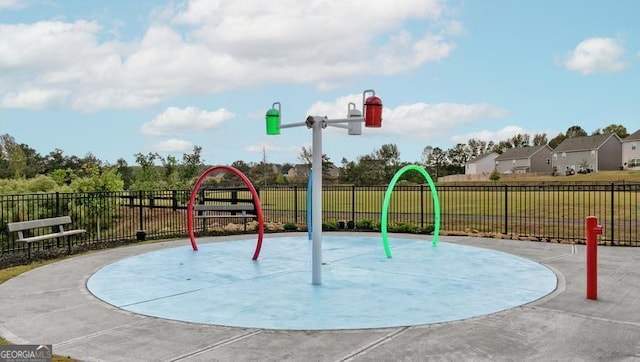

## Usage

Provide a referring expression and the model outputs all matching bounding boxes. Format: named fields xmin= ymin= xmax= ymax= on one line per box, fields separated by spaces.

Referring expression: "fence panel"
xmin=1 ymin=183 xmax=639 ymax=257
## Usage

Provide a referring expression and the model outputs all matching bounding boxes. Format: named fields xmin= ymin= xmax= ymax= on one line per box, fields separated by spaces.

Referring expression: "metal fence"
xmin=1 ymin=183 xmax=638 ymax=256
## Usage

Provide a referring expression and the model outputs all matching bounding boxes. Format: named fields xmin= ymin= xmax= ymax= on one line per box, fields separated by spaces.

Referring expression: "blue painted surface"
xmin=87 ymin=236 xmax=557 ymax=330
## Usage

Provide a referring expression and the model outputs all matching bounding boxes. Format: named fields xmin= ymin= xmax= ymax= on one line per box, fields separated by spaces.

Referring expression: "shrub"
xmin=322 ymin=221 xmax=338 ymax=231
xmin=489 ymin=169 xmax=501 ymax=182
xmin=388 ymin=222 xmax=419 ymax=233
xmin=356 ymin=219 xmax=375 ymax=230
xmin=283 ymin=222 xmax=298 ymax=231
xmin=420 ymin=224 xmax=435 ymax=234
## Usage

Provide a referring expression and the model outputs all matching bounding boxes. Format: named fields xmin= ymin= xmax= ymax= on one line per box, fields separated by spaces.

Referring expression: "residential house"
xmin=286 ymin=164 xmax=339 ymax=182
xmin=552 ymin=133 xmax=622 ymax=174
xmin=622 ymin=129 xmax=640 ymax=170
xmin=464 ymin=152 xmax=498 ymax=175
xmin=494 ymin=145 xmax=553 ymax=174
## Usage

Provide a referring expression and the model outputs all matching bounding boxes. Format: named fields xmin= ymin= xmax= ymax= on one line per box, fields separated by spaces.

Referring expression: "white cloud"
xmin=1 ymin=88 xmax=69 ymax=109
xmin=307 ymin=94 xmax=510 ymax=140
xmin=0 ymin=0 xmax=24 ymax=10
xmin=451 ymin=125 xmax=528 ymax=144
xmin=149 ymin=138 xmax=193 ymax=153
xmin=562 ymin=37 xmax=627 ymax=74
xmin=141 ymin=106 xmax=235 ymax=136
xmin=0 ymin=0 xmax=460 ymax=111
xmin=383 ymin=103 xmax=509 ymax=137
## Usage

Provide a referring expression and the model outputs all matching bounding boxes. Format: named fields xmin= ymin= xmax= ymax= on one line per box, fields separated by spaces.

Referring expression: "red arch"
xmin=187 ymin=165 xmax=264 ymax=260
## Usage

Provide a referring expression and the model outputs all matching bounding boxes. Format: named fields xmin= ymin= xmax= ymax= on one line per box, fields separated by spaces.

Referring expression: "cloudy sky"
xmin=1 ymin=0 xmax=638 ymax=166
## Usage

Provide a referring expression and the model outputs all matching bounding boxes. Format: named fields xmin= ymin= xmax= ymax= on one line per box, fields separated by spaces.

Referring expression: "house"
xmin=464 ymin=152 xmax=498 ymax=175
xmin=494 ymin=145 xmax=553 ymax=174
xmin=622 ymin=129 xmax=640 ymax=170
xmin=287 ymin=164 xmax=311 ymax=181
xmin=287 ymin=163 xmax=339 ymax=182
xmin=552 ymin=133 xmax=622 ymax=174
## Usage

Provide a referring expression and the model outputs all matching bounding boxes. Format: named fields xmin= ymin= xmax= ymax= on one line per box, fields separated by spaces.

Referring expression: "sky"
xmin=1 ymin=0 xmax=639 ymax=167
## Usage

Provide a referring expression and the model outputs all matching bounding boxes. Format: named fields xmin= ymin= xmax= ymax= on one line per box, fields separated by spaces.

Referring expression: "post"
xmin=311 ymin=118 xmax=323 ymax=285
xmin=420 ymin=184 xmax=424 ymax=228
xmin=610 ymin=183 xmax=614 ymax=246
xmin=504 ymin=185 xmax=508 ymax=235
xmin=293 ymin=185 xmax=298 ymax=224
xmin=138 ymin=190 xmax=144 ymax=232
xmin=586 ymin=216 xmax=603 ymax=300
xmin=351 ymin=184 xmax=356 ymax=227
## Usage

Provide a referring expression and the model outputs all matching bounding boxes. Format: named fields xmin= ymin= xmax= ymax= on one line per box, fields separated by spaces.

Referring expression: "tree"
xmin=565 ymin=125 xmax=587 ymax=138
xmin=422 ymin=146 xmax=447 ymax=179
xmin=69 ymin=166 xmax=124 ymax=238
xmin=602 ymin=124 xmax=629 ymax=139
xmin=115 ymin=158 xmax=133 ymax=189
xmin=509 ymin=133 xmax=530 ymax=148
xmin=180 ymin=145 xmax=203 ymax=184
xmin=43 ymin=148 xmax=81 ymax=175
xmin=448 ymin=143 xmax=469 ymax=169
xmin=0 ymin=134 xmax=26 ymax=178
xmin=548 ymin=133 xmax=566 ymax=149
xmin=375 ymin=143 xmax=401 ymax=181
xmin=467 ymin=138 xmax=494 ymax=159
xmin=298 ymin=146 xmax=334 ymax=178
xmin=532 ymin=133 xmax=548 ymax=146
xmin=162 ymin=155 xmax=181 ymax=189
xmin=130 ymin=152 xmax=162 ymax=190
xmin=230 ymin=160 xmax=251 ymax=174
xmin=77 ymin=152 xmax=103 ymax=178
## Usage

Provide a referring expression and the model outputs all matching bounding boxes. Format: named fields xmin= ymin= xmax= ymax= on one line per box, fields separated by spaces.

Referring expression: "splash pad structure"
xmin=186 ymin=165 xmax=265 ymax=258
xmin=266 ymin=90 xmax=383 ymax=284
xmin=87 ymin=234 xmax=557 ymax=330
xmin=85 ymin=92 xmax=557 ymax=331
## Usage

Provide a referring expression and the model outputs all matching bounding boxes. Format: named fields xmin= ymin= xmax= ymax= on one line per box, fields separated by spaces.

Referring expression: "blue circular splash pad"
xmin=87 ymin=236 xmax=557 ymax=330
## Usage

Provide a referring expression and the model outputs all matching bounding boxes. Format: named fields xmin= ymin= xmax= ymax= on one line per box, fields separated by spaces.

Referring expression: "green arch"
xmin=381 ymin=165 xmax=440 ymax=258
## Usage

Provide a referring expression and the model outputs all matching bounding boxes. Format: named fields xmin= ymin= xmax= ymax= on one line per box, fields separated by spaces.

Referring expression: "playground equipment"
xmin=266 ymin=90 xmax=382 ymax=285
xmin=586 ymin=216 xmax=603 ymax=300
xmin=381 ymin=164 xmax=441 ymax=258
xmin=307 ymin=169 xmax=312 ymax=240
xmin=186 ymin=165 xmax=265 ymax=260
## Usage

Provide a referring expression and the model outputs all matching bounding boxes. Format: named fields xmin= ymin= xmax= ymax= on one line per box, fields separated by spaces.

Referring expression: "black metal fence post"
xmin=138 ymin=190 xmax=144 ymax=232
xmin=172 ymin=190 xmax=178 ymax=212
xmin=420 ymin=184 xmax=424 ymax=229
xmin=351 ymin=185 xmax=356 ymax=224
xmin=610 ymin=182 xmax=615 ymax=245
xmin=294 ymin=185 xmax=298 ymax=224
xmin=55 ymin=192 xmax=60 ymax=217
xmin=504 ymin=184 xmax=508 ymax=235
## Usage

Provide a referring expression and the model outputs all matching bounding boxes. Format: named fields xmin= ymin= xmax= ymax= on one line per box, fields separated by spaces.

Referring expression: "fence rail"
xmin=1 ymin=183 xmax=638 ymax=256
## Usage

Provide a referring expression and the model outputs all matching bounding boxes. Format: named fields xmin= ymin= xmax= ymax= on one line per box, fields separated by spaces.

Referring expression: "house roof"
xmin=623 ymin=129 xmax=640 ymax=142
xmin=466 ymin=152 xmax=498 ymax=164
xmin=553 ymin=134 xmax=620 ymax=152
xmin=494 ymin=145 xmax=550 ymax=161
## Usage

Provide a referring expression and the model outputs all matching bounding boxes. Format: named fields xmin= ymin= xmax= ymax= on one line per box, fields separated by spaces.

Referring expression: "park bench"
xmin=7 ymin=216 xmax=86 ymax=259
xmin=194 ymin=204 xmax=256 ymax=231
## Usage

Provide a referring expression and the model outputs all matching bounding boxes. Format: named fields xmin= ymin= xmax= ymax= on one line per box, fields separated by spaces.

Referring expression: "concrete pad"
xmin=1 ymin=233 xmax=639 ymax=361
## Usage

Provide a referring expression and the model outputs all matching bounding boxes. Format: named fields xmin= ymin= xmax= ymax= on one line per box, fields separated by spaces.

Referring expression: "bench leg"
xmin=28 ymin=243 xmax=32 ymax=260
xmin=67 ymin=235 xmax=72 ymax=254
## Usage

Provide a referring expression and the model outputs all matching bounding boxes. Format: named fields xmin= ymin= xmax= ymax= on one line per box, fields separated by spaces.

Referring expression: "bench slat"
xmin=193 ymin=204 xmax=254 ymax=211
xmin=7 ymin=216 xmax=72 ymax=232
xmin=19 ymin=229 xmax=86 ymax=243
xmin=195 ymin=214 xmax=256 ymax=219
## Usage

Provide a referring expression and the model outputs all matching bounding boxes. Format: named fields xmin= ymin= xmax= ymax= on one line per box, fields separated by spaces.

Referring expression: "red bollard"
xmin=586 ymin=216 xmax=603 ymax=300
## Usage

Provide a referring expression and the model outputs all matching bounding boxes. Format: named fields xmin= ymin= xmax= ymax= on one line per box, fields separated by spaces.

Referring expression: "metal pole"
xmin=312 ymin=119 xmax=323 ymax=285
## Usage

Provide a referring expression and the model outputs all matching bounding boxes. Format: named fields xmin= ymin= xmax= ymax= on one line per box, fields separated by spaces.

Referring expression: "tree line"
xmin=0 ymin=123 xmax=631 ymax=191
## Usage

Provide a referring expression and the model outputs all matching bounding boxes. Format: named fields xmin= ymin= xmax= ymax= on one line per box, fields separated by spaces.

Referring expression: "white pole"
xmin=311 ymin=118 xmax=323 ymax=285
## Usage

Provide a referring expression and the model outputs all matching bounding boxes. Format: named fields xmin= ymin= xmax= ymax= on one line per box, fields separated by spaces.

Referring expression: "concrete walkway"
xmin=1 ymin=233 xmax=639 ymax=361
